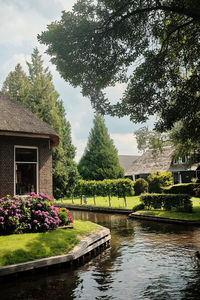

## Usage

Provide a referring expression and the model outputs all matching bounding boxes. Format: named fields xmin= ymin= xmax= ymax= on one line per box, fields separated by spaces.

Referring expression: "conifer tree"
xmin=2 ymin=48 xmax=79 ymax=198
xmin=2 ymin=64 xmax=31 ymax=108
xmin=78 ymin=113 xmax=124 ymax=180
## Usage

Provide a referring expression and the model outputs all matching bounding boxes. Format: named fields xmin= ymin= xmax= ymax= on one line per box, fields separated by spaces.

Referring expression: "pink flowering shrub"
xmin=57 ymin=208 xmax=74 ymax=226
xmin=0 ymin=193 xmax=73 ymax=235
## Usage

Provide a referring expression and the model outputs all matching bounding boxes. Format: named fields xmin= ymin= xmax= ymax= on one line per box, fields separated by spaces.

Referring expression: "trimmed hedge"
xmin=162 ymin=183 xmax=199 ymax=196
xmin=132 ymin=203 xmax=145 ymax=212
xmin=140 ymin=193 xmax=192 ymax=212
xmin=72 ymin=179 xmax=134 ymax=207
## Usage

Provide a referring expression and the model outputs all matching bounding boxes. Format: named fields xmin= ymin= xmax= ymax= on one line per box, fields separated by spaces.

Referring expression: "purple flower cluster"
xmin=0 ymin=193 xmax=73 ymax=235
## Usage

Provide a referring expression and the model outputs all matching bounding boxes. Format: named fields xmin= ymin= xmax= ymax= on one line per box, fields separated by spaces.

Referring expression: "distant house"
xmin=125 ymin=146 xmax=200 ymax=184
xmin=0 ymin=93 xmax=59 ymax=199
xmin=118 ymin=155 xmax=140 ymax=174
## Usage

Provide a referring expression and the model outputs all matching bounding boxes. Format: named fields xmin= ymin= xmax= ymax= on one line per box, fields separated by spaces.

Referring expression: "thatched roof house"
xmin=118 ymin=155 xmax=140 ymax=173
xmin=126 ymin=146 xmax=200 ymax=184
xmin=0 ymin=93 xmax=59 ymax=198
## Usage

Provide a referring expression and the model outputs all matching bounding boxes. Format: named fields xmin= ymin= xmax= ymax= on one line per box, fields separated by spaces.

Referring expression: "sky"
xmin=0 ymin=0 xmax=154 ymax=162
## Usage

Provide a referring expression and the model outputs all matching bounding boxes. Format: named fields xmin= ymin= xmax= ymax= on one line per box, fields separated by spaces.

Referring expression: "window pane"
xmin=16 ymin=148 xmax=37 ymax=162
xmin=16 ymin=163 xmax=37 ymax=195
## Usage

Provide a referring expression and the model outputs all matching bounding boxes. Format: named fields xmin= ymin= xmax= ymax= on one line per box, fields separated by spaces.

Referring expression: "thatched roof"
xmin=118 ymin=155 xmax=140 ymax=172
xmin=0 ymin=92 xmax=59 ymax=146
xmin=125 ymin=146 xmax=198 ymax=176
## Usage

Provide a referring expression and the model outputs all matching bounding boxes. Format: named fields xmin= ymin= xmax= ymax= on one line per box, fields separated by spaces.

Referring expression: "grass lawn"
xmin=134 ymin=197 xmax=200 ymax=221
xmin=55 ymin=195 xmax=141 ymax=210
xmin=0 ymin=220 xmax=100 ymax=267
xmin=55 ymin=196 xmax=200 ymax=221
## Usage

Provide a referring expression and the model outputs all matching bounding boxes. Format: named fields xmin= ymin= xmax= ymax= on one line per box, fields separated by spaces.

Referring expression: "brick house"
xmin=0 ymin=93 xmax=59 ymax=199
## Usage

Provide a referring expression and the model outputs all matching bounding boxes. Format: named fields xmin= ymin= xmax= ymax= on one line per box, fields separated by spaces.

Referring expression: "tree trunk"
xmin=93 ymin=195 xmax=96 ymax=206
xmin=108 ymin=195 xmax=111 ymax=207
xmin=72 ymin=195 xmax=74 ymax=204
xmin=124 ymin=196 xmax=127 ymax=207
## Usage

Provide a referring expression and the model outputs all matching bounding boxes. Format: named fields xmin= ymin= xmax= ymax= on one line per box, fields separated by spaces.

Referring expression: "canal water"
xmin=1 ymin=211 xmax=200 ymax=300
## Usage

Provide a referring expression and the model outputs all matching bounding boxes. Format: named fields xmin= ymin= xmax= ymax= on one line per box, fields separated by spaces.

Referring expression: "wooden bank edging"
xmin=129 ymin=213 xmax=200 ymax=226
xmin=55 ymin=203 xmax=132 ymax=215
xmin=0 ymin=227 xmax=111 ymax=277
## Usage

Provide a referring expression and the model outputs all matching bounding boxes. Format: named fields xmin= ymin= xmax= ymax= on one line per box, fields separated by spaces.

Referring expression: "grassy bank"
xmin=134 ymin=197 xmax=200 ymax=221
xmin=55 ymin=196 xmax=141 ymax=209
xmin=0 ymin=220 xmax=100 ymax=266
xmin=56 ymin=196 xmax=200 ymax=221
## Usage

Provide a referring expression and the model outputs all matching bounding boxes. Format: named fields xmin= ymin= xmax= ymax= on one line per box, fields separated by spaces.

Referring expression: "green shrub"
xmin=132 ymin=203 xmax=145 ymax=212
xmin=140 ymin=193 xmax=192 ymax=212
xmin=163 ymin=183 xmax=199 ymax=196
xmin=193 ymin=185 xmax=200 ymax=197
xmin=147 ymin=171 xmax=173 ymax=193
xmin=134 ymin=178 xmax=148 ymax=195
xmin=57 ymin=208 xmax=74 ymax=226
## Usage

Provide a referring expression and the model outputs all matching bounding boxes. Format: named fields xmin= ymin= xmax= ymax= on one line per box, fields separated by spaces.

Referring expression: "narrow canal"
xmin=2 ymin=210 xmax=200 ymax=300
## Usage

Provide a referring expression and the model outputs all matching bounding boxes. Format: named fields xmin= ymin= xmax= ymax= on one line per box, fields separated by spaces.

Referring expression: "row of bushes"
xmin=140 ymin=193 xmax=192 ymax=212
xmin=72 ymin=179 xmax=134 ymax=207
xmin=134 ymin=171 xmax=173 ymax=195
xmin=0 ymin=193 xmax=73 ymax=235
xmin=134 ymin=175 xmax=200 ymax=196
xmin=162 ymin=183 xmax=200 ymax=196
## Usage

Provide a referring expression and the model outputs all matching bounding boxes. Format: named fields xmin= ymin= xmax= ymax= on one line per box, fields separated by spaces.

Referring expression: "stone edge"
xmin=129 ymin=213 xmax=200 ymax=225
xmin=55 ymin=203 xmax=132 ymax=214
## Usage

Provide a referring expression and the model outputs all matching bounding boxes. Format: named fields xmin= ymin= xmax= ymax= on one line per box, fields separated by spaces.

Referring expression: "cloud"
xmin=55 ymin=0 xmax=75 ymax=11
xmin=0 ymin=53 xmax=31 ymax=86
xmin=110 ymin=133 xmax=139 ymax=156
xmin=0 ymin=3 xmax=45 ymax=46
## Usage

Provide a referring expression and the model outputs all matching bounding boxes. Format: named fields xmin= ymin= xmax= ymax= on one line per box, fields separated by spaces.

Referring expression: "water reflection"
xmin=1 ymin=211 xmax=200 ymax=300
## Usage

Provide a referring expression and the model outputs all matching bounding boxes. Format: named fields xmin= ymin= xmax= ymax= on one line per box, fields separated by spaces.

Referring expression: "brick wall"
xmin=0 ymin=135 xmax=53 ymax=199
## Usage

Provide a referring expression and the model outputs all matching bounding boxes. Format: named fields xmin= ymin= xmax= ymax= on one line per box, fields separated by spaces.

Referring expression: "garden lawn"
xmin=0 ymin=220 xmax=100 ymax=266
xmin=134 ymin=197 xmax=200 ymax=221
xmin=55 ymin=196 xmax=141 ymax=210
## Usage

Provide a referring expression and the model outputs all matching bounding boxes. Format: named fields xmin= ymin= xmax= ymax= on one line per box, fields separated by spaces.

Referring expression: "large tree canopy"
xmin=39 ymin=0 xmax=200 ymax=128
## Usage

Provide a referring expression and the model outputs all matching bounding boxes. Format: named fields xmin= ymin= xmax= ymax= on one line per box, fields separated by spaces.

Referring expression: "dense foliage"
xmin=72 ymin=178 xmax=134 ymax=207
xmin=2 ymin=49 xmax=79 ymax=199
xmin=134 ymin=178 xmax=149 ymax=195
xmin=147 ymin=171 xmax=173 ymax=193
xmin=0 ymin=193 xmax=73 ymax=235
xmin=132 ymin=203 xmax=145 ymax=212
xmin=78 ymin=114 xmax=124 ymax=180
xmin=39 ymin=0 xmax=200 ymax=161
xmin=193 ymin=185 xmax=200 ymax=197
xmin=163 ymin=183 xmax=200 ymax=196
xmin=140 ymin=193 xmax=192 ymax=212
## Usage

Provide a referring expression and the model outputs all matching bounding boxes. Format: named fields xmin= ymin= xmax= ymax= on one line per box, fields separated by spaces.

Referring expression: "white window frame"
xmin=14 ymin=145 xmax=39 ymax=196
xmin=173 ymin=156 xmax=188 ymax=164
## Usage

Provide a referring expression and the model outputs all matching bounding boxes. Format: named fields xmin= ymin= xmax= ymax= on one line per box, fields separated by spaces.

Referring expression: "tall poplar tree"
xmin=2 ymin=48 xmax=79 ymax=198
xmin=78 ymin=113 xmax=124 ymax=180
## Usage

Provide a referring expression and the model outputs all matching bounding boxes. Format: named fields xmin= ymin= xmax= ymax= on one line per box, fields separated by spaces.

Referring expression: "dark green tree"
xmin=78 ymin=113 xmax=124 ymax=180
xmin=38 ymin=0 xmax=200 ymax=161
xmin=2 ymin=48 xmax=79 ymax=198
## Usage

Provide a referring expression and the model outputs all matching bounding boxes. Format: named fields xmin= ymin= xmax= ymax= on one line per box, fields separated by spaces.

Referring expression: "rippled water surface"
xmin=2 ymin=211 xmax=200 ymax=300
